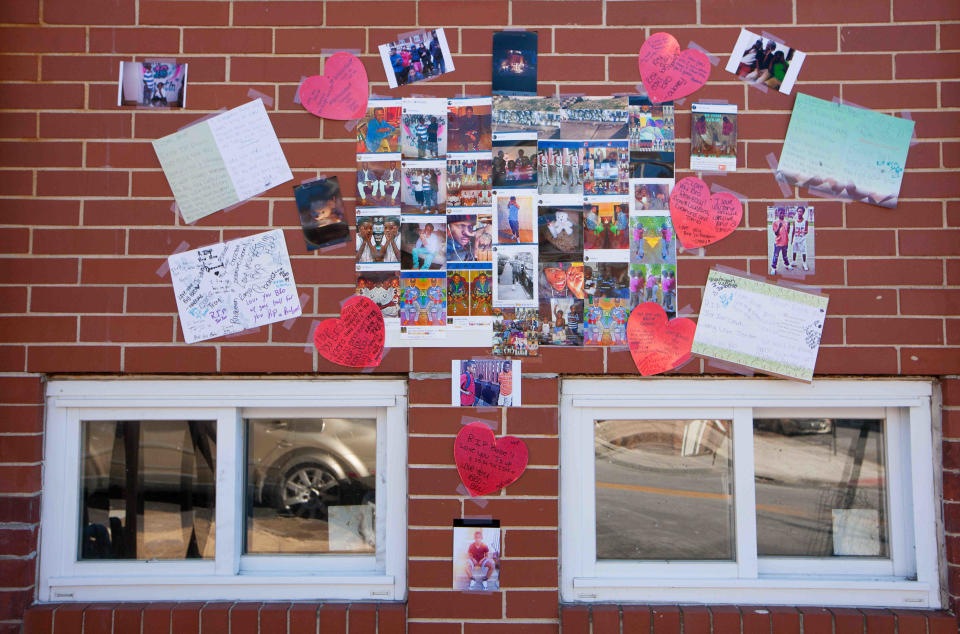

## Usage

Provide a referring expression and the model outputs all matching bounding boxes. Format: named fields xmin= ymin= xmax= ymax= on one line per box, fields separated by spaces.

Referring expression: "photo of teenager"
xmin=447 ymin=158 xmax=493 ymax=208
xmin=355 ymin=214 xmax=401 ymax=266
xmin=399 ymin=272 xmax=446 ymax=327
xmin=582 ymin=141 xmax=629 ymax=195
xmin=491 ymin=309 xmax=540 ymax=358
xmin=539 ymin=262 xmax=585 ymax=300
xmin=583 ymin=297 xmax=631 ymax=346
xmin=446 ymin=214 xmax=494 ymax=263
xmin=454 ymin=360 xmax=522 ymax=407
xmin=447 ymin=270 xmax=471 ymax=318
xmin=538 ymin=207 xmax=583 ymax=262
xmin=537 ymin=141 xmax=584 ymax=196
xmin=492 ymin=30 xmax=537 ymax=95
xmin=447 ymin=99 xmax=492 ymax=152
xmin=400 ymin=219 xmax=446 ymax=271
xmin=355 ymin=102 xmax=402 ymax=154
xmin=495 ymin=193 xmax=535 ymax=244
xmin=492 ymin=138 xmax=538 ymax=189
xmin=631 ymin=180 xmax=671 ymax=211
xmin=725 ymin=28 xmax=806 ymax=95
xmin=767 ymin=204 xmax=815 ymax=276
xmin=493 ymin=244 xmax=537 ymax=307
xmin=492 ymin=95 xmax=563 ymax=138
xmin=469 ymin=269 xmax=493 ymax=316
xmin=583 ymin=203 xmax=630 ymax=252
xmin=355 ymin=270 xmax=401 ymax=319
xmin=630 ymin=215 xmax=675 ymax=265
xmin=357 ymin=160 xmax=401 ymax=208
xmin=538 ymin=297 xmax=584 ymax=346
xmin=401 ymin=164 xmax=445 ymax=214
xmin=379 ymin=28 xmax=455 ymax=89
xmin=118 ymin=60 xmax=187 ymax=108
xmin=292 ymin=176 xmax=349 ymax=251
xmin=585 ymin=261 xmax=630 ymax=300
xmin=690 ymin=103 xmax=738 ymax=172
xmin=629 ymin=263 xmax=677 ymax=315
xmin=628 ymin=95 xmax=675 ymax=152
xmin=559 ymin=96 xmax=629 ymax=140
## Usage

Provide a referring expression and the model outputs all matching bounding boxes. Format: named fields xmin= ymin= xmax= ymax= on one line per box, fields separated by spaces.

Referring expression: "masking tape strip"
xmin=687 ymin=41 xmax=720 ymax=66
xmin=247 ymin=88 xmax=274 ymax=107
xmin=154 ymin=241 xmax=191 ymax=277
xmin=765 ymin=152 xmax=795 ymax=198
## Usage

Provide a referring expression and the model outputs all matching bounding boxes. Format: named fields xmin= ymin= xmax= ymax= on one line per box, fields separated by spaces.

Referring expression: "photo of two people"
xmin=455 ymin=360 xmax=521 ymax=407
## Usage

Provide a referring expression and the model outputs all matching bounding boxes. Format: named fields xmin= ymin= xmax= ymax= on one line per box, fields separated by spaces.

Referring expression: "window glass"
xmin=754 ymin=418 xmax=888 ymax=557
xmin=80 ymin=420 xmax=217 ymax=560
xmin=244 ymin=418 xmax=377 ymax=555
xmin=594 ymin=419 xmax=734 ymax=560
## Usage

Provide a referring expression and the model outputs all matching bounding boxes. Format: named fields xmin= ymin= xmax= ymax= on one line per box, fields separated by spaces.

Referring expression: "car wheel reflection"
xmin=280 ymin=463 xmax=343 ymax=519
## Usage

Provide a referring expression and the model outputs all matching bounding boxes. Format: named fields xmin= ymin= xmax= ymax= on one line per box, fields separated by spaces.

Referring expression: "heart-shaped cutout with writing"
xmin=298 ymin=51 xmax=368 ymax=120
xmin=627 ymin=302 xmax=696 ymax=376
xmin=455 ymin=422 xmax=529 ymax=497
xmin=669 ymin=176 xmax=743 ymax=248
xmin=638 ymin=32 xmax=711 ymax=104
xmin=313 ymin=295 xmax=384 ymax=367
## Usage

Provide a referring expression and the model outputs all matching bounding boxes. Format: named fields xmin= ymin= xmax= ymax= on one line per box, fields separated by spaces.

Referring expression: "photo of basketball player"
xmin=357 ymin=160 xmax=401 ymax=208
xmin=356 ymin=101 xmax=402 ymax=154
xmin=538 ymin=207 xmax=583 ymax=262
xmin=292 ymin=176 xmax=349 ymax=251
xmin=448 ymin=99 xmax=492 ymax=152
xmin=492 ymin=138 xmax=538 ymax=189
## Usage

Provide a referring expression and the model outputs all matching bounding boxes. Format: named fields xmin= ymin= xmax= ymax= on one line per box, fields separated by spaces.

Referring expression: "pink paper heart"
xmin=627 ymin=302 xmax=696 ymax=376
xmin=638 ymin=32 xmax=710 ymax=104
xmin=313 ymin=296 xmax=384 ymax=367
xmin=669 ymin=176 xmax=743 ymax=248
xmin=298 ymin=52 xmax=368 ymax=120
xmin=454 ymin=422 xmax=529 ymax=497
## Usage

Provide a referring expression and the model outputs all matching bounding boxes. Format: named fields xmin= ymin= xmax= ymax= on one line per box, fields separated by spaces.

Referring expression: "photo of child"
xmin=691 ymin=103 xmax=738 ymax=172
xmin=491 ymin=309 xmax=540 ymax=358
xmin=495 ymin=194 xmax=535 ymax=244
xmin=292 ymin=176 xmax=349 ymax=251
xmin=447 ymin=99 xmax=492 ymax=152
xmin=629 ymin=263 xmax=677 ymax=315
xmin=469 ymin=269 xmax=494 ymax=316
xmin=537 ymin=141 xmax=584 ymax=196
xmin=538 ymin=297 xmax=584 ymax=347
xmin=451 ymin=522 xmax=501 ymax=591
xmin=767 ymin=204 xmax=815 ymax=276
xmin=401 ymin=104 xmax=447 ymax=159
xmin=118 ymin=60 xmax=187 ymax=108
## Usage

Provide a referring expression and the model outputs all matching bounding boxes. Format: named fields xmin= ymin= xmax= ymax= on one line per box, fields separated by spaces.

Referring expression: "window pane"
xmin=80 ymin=420 xmax=217 ymax=560
xmin=595 ymin=419 xmax=734 ymax=560
xmin=754 ymin=418 xmax=888 ymax=557
xmin=245 ymin=418 xmax=377 ymax=554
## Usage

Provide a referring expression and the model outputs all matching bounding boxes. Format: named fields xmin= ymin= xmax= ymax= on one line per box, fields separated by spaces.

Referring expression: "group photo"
xmin=537 ymin=141 xmax=584 ymax=195
xmin=492 ymin=95 xmax=563 ymax=138
xmin=379 ymin=29 xmax=455 ymax=89
xmin=584 ymin=204 xmax=630 ymax=251
xmin=538 ymin=298 xmax=584 ymax=346
xmin=767 ymin=205 xmax=816 ymax=275
xmin=492 ymin=139 xmax=538 ymax=189
xmin=446 ymin=159 xmax=492 ymax=208
xmin=356 ymin=161 xmax=401 ymax=208
xmin=559 ymin=96 xmax=629 ymax=140
xmin=401 ymin=166 xmax=445 ymax=214
xmin=726 ymin=28 xmax=806 ymax=95
xmin=491 ymin=309 xmax=540 ymax=358
xmin=355 ymin=215 xmax=401 ymax=265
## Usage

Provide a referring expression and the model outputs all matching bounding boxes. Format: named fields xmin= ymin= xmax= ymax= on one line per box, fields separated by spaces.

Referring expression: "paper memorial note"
xmin=168 ymin=229 xmax=301 ymax=343
xmin=153 ymin=99 xmax=293 ymax=223
xmin=692 ymin=269 xmax=828 ymax=382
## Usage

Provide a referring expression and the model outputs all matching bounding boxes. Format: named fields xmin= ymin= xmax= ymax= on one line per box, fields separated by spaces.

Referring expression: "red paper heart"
xmin=313 ymin=295 xmax=384 ymax=367
xmin=298 ymin=52 xmax=368 ymax=120
xmin=627 ymin=302 xmax=696 ymax=376
xmin=669 ymin=177 xmax=743 ymax=248
xmin=638 ymin=32 xmax=711 ymax=104
xmin=454 ymin=422 xmax=529 ymax=497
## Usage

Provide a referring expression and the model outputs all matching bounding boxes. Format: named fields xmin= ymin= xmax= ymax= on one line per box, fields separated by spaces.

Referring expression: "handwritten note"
xmin=776 ymin=93 xmax=914 ymax=208
xmin=313 ymin=295 xmax=385 ymax=368
xmin=638 ymin=32 xmax=710 ymax=104
xmin=454 ymin=422 xmax=529 ymax=497
xmin=692 ymin=269 xmax=829 ymax=382
xmin=669 ymin=177 xmax=742 ymax=248
xmin=153 ymin=99 xmax=293 ymax=223
xmin=298 ymin=52 xmax=369 ymax=121
xmin=168 ymin=229 xmax=302 ymax=343
xmin=627 ymin=302 xmax=696 ymax=376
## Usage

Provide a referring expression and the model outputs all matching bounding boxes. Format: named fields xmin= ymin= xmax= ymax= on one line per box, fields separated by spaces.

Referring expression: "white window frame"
xmin=39 ymin=379 xmax=408 ymax=603
xmin=560 ymin=378 xmax=941 ymax=608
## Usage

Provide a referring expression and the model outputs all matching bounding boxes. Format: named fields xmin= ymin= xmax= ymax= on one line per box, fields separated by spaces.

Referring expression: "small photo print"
xmin=725 ymin=28 xmax=806 ymax=96
xmin=494 ymin=193 xmax=536 ymax=244
xmin=401 ymin=99 xmax=447 ymax=159
xmin=559 ymin=95 xmax=629 ymax=140
xmin=538 ymin=207 xmax=583 ymax=262
xmin=448 ymin=98 xmax=492 ymax=152
xmin=447 ymin=270 xmax=471 ymax=318
xmin=356 ymin=214 xmax=401 ymax=265
xmin=583 ymin=297 xmax=631 ymax=346
xmin=628 ymin=95 xmax=675 ymax=152
xmin=629 ymin=262 xmax=677 ymax=316
xmin=356 ymin=101 xmax=402 ymax=153
xmin=585 ymin=261 xmax=630 ymax=299
xmin=492 ymin=30 xmax=538 ymax=96
xmin=455 ymin=360 xmax=521 ymax=407
xmin=469 ymin=269 xmax=494 ymax=316
xmin=493 ymin=243 xmax=538 ymax=307
xmin=401 ymin=218 xmax=446 ymax=270
xmin=492 ymin=95 xmax=562 ymax=138
xmin=355 ymin=270 xmax=401 ymax=319
xmin=630 ymin=215 xmax=676 ymax=265
xmin=401 ymin=163 xmax=446 ymax=214
xmin=537 ymin=140 xmax=584 ymax=196
xmin=447 ymin=158 xmax=493 ymax=208
xmin=631 ymin=179 xmax=672 ymax=212
xmin=767 ymin=204 xmax=815 ymax=276
xmin=583 ymin=203 xmax=630 ymax=252
xmin=357 ymin=160 xmax=401 ymax=208
xmin=292 ymin=176 xmax=349 ymax=251
xmin=379 ymin=28 xmax=455 ymax=89
xmin=400 ymin=271 xmax=446 ymax=326
xmin=582 ymin=140 xmax=629 ymax=196
xmin=493 ymin=138 xmax=538 ymax=189
xmin=118 ymin=60 xmax=186 ymax=108
xmin=691 ymin=103 xmax=738 ymax=172
xmin=538 ymin=297 xmax=584 ymax=346
xmin=491 ymin=309 xmax=540 ymax=358
xmin=630 ymin=149 xmax=675 ymax=180
xmin=452 ymin=520 xmax=501 ymax=591
xmin=446 ymin=213 xmax=494 ymax=263
xmin=539 ymin=262 xmax=586 ymax=301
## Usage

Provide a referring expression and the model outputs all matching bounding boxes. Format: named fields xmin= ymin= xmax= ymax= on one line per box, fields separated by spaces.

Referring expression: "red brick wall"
xmin=1 ymin=0 xmax=959 ymax=633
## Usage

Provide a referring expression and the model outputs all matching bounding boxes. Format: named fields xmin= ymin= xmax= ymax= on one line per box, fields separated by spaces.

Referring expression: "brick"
xmin=0 ymin=26 xmax=85 ymax=53
xmin=326 ymin=1 xmax=414 ymax=26
xmin=514 ymin=0 xmax=601 ymax=25
xmin=900 ymin=229 xmax=960 ymax=256
xmin=0 ymin=494 xmax=40 ymax=523
xmin=0 ymin=315 xmax=75 ymax=342
xmin=0 ymin=346 xmax=26 ymax=372
xmin=0 ymin=376 xmax=42 ymax=403
xmin=289 ymin=603 xmax=318 ymax=634
xmin=408 ymin=624 xmax=461 ymax=634
xmin=902 ymin=348 xmax=960 ymax=375
xmin=841 ymin=82 xmax=937 ymax=111
xmin=832 ymin=608 xmax=864 ymax=633
xmin=621 ymin=606 xmax=652 ymax=632
xmin=41 ymin=54 xmax=124 ymax=82
xmin=894 ymin=0 xmax=960 ymax=20
xmin=901 ymin=290 xmax=960 ymax=316
xmin=0 ymin=172 xmax=33 ymax=196
xmin=607 ymin=0 xmax=696 ymax=26
xmin=114 ymin=604 xmax=144 ymax=634
xmin=743 ymin=608 xmax=772 ymax=634
xmin=506 ymin=407 xmax=557 ymax=435
xmin=897 ymin=52 xmax=960 ymax=80
xmin=79 ymin=315 xmax=173 ymax=342
xmin=40 ymin=113 xmax=132 ymax=139
xmin=826 ymin=288 xmax=897 ymax=316
xmin=128 ymin=228 xmax=220 ymax=255
xmin=848 ymin=259 xmax=942 ymax=286
xmin=0 ymin=56 xmax=39 ymax=82
xmin=591 ymin=605 xmax=619 ymax=634
xmin=53 ymin=604 xmax=85 ymax=634
xmin=0 ymin=83 xmax=84 ymax=109
xmin=504 ymin=590 xmax=556 ymax=618
xmin=504 ymin=529 xmax=557 ymax=558
xmin=200 ymin=604 xmax=230 ymax=634
xmin=846 ymin=317 xmax=943 ymax=345
xmin=711 ymin=606 xmax=741 ymax=633
xmin=802 ymin=53 xmax=893 ymax=81
xmin=378 ymin=604 xmax=405 ymax=634
xmin=89 ymin=27 xmax=180 ymax=53
xmin=798 ymin=0 xmax=891 ymax=22
xmin=0 ymin=287 xmax=27 ymax=313
xmin=83 ymin=199 xmax=176 ymax=226
xmin=681 ymin=605 xmax=709 ymax=632
xmin=423 ymin=1 xmax=509 ymax=25
xmin=23 ymin=605 xmax=54 ymax=634
xmin=0 ymin=227 xmax=28 ymax=253
xmin=560 ymin=608 xmax=590 ymax=634
xmin=276 ymin=27 xmax=367 ymax=54
xmin=229 ymin=603 xmax=260 ymax=634
xmin=815 ymin=346 xmax=898 ymax=375
xmin=319 ymin=604 xmax=347 ymax=632
xmin=348 ymin=603 xmax=377 ymax=633
xmin=499 ymin=558 xmax=558 ymax=587
xmin=815 ymin=229 xmax=895 ymax=256
xmin=652 ymin=605 xmax=681 ymax=633
xmin=0 ymin=435 xmax=42 ymax=463
xmin=221 ymin=346 xmax=314 ymax=373
xmin=0 ymin=465 xmax=40 ymax=493
xmin=702 ymin=0 xmax=792 ymax=24
xmin=80 ymin=257 xmax=165 ymax=284
xmin=554 ymin=28 xmax=646 ymax=54
xmin=36 ymin=170 xmax=129 ymax=197
xmin=848 ymin=201 xmax=942 ymax=228
xmin=87 ymin=141 xmax=161 ymax=168
xmin=464 ymin=625 xmax=556 ymax=634
xmin=124 ymin=345 xmax=217 ymax=373
xmin=27 ymin=345 xmax=122 ymax=373
xmin=141 ymin=1 xmax=229 ymax=25
xmin=82 ymin=605 xmax=113 ymax=634
xmin=0 ymin=1 xmax=39 ymax=23
xmin=34 ymin=228 xmax=125 ymax=255
xmin=182 ymin=28 xmax=273 ymax=54
xmin=841 ymin=25 xmax=936 ymax=52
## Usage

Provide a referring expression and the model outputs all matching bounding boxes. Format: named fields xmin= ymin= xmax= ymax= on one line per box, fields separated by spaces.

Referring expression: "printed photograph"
xmin=492 ymin=30 xmax=537 ymax=95
xmin=292 ymin=176 xmax=349 ymax=251
xmin=379 ymin=28 xmax=455 ymax=89
xmin=447 ymin=99 xmax=492 ymax=152
xmin=537 ymin=141 xmax=584 ymax=196
xmin=451 ymin=521 xmax=501 ymax=590
xmin=582 ymin=140 xmax=629 ymax=195
xmin=629 ymin=263 xmax=677 ymax=315
xmin=537 ymin=207 xmax=583 ymax=262
xmin=631 ymin=179 xmax=672 ymax=212
xmin=559 ymin=95 xmax=629 ymax=140
xmin=401 ymin=164 xmax=445 ymax=214
xmin=628 ymin=95 xmax=675 ymax=152
xmin=767 ymin=204 xmax=815 ymax=276
xmin=447 ymin=270 xmax=471 ymax=318
xmin=583 ymin=203 xmax=630 ymax=251
xmin=456 ymin=359 xmax=522 ymax=407
xmin=355 ymin=101 xmax=402 ymax=154
xmin=400 ymin=271 xmax=446 ymax=326
xmin=493 ymin=244 xmax=537 ymax=307
xmin=538 ymin=262 xmax=586 ymax=301
xmin=583 ymin=297 xmax=631 ymax=346
xmin=491 ymin=309 xmax=540 ymax=358
xmin=446 ymin=213 xmax=494 ymax=263
xmin=355 ymin=270 xmax=400 ymax=319
xmin=469 ymin=269 xmax=494 ymax=316
xmin=356 ymin=214 xmax=401 ymax=265
xmin=357 ymin=160 xmax=401 ymax=208
xmin=538 ymin=297 xmax=584 ymax=346
xmin=492 ymin=95 xmax=563 ymax=138
xmin=726 ymin=28 xmax=806 ymax=95
xmin=691 ymin=103 xmax=738 ymax=172
xmin=495 ymin=193 xmax=535 ymax=244
xmin=447 ymin=158 xmax=493 ymax=208
xmin=400 ymin=219 xmax=446 ymax=271
xmin=492 ymin=138 xmax=538 ymax=189
xmin=118 ymin=60 xmax=187 ymax=108
xmin=630 ymin=215 xmax=675 ymax=265
xmin=401 ymin=102 xmax=447 ymax=159
xmin=585 ymin=261 xmax=630 ymax=299
xmin=630 ymin=149 xmax=675 ymax=179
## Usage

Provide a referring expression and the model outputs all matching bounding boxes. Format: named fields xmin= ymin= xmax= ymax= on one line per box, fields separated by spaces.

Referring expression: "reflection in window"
xmin=245 ymin=418 xmax=377 ymax=555
xmin=754 ymin=418 xmax=887 ymax=557
xmin=80 ymin=421 xmax=216 ymax=560
xmin=595 ymin=419 xmax=734 ymax=560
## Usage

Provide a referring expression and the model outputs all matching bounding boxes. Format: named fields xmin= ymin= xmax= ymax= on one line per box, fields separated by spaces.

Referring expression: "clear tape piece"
xmin=709 ymin=182 xmax=747 ymax=202
xmin=293 ymin=76 xmax=307 ymax=105
xmin=154 ymin=241 xmax=191 ymax=277
xmin=705 ymin=357 xmax=756 ymax=377
xmin=740 ymin=75 xmax=769 ymax=94
xmin=396 ymin=29 xmax=425 ymax=41
xmin=831 ymin=96 xmax=868 ymax=111
xmin=247 ymin=88 xmax=274 ymax=107
xmin=678 ymin=244 xmax=706 ymax=257
xmin=900 ymin=111 xmax=920 ymax=146
xmin=225 ymin=326 xmax=261 ymax=340
xmin=300 ymin=174 xmax=330 ymax=185
xmin=176 ymin=107 xmax=227 ymax=132
xmin=282 ymin=293 xmax=312 ymax=330
xmin=675 ymin=97 xmax=686 ymax=106
xmin=344 ymin=119 xmax=360 ymax=132
xmin=698 ymin=98 xmax=729 ymax=105
xmin=303 ymin=319 xmax=322 ymax=354
xmin=760 ymin=30 xmax=786 ymax=45
xmin=766 ymin=152 xmax=795 ymax=198
xmin=321 ymin=48 xmax=362 ymax=55
xmin=459 ymin=484 xmax=489 ymax=506
xmin=687 ymin=41 xmax=720 ymax=66
xmin=369 ymin=93 xmax=393 ymax=100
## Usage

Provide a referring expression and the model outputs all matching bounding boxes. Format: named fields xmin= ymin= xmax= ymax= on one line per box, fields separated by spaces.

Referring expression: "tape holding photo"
xmin=247 ymin=87 xmax=274 ymax=108
xmin=708 ymin=182 xmax=747 ymax=203
xmin=303 ymin=318 xmax=323 ymax=354
xmin=175 ymin=107 xmax=227 ymax=132
xmin=900 ymin=111 xmax=920 ymax=146
xmin=225 ymin=326 xmax=261 ymax=340
xmin=687 ymin=41 xmax=720 ymax=66
xmin=760 ymin=31 xmax=786 ymax=45
xmin=155 ymin=240 xmax=191 ymax=277
xmin=766 ymin=152 xmax=795 ymax=198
